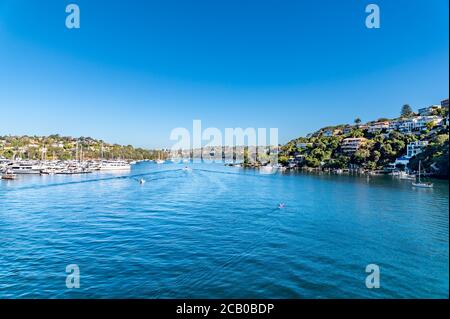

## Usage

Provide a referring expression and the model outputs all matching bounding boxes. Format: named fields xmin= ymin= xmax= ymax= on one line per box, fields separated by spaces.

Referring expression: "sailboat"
xmin=412 ymin=160 xmax=433 ymax=188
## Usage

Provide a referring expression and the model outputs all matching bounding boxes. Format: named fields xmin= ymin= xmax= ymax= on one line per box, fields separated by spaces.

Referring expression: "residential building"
xmin=398 ymin=119 xmax=415 ymax=133
xmin=368 ymin=121 xmax=390 ymax=133
xmin=388 ymin=120 xmax=401 ymax=132
xmin=322 ymin=130 xmax=333 ymax=137
xmin=343 ymin=126 xmax=353 ymax=134
xmin=357 ymin=124 xmax=369 ymax=130
xmin=392 ymin=156 xmax=411 ymax=168
xmin=406 ymin=141 xmax=429 ymax=158
xmin=441 ymin=98 xmax=449 ymax=109
xmin=390 ymin=140 xmax=429 ymax=170
xmin=414 ymin=115 xmax=442 ymax=131
xmin=396 ymin=116 xmax=442 ymax=133
xmin=341 ymin=137 xmax=367 ymax=153
xmin=418 ymin=105 xmax=441 ymax=116
xmin=296 ymin=142 xmax=312 ymax=149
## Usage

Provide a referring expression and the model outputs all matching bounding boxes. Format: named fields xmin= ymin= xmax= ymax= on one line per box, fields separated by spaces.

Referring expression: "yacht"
xmin=7 ymin=162 xmax=43 ymax=174
xmin=99 ymin=160 xmax=131 ymax=171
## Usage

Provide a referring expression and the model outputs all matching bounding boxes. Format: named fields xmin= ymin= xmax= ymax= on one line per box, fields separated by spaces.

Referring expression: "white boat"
xmin=412 ymin=182 xmax=433 ymax=188
xmin=412 ymin=161 xmax=433 ymax=188
xmin=398 ymin=171 xmax=415 ymax=180
xmin=1 ymin=169 xmax=17 ymax=180
xmin=259 ymin=165 xmax=277 ymax=174
xmin=99 ymin=160 xmax=131 ymax=171
xmin=40 ymin=168 xmax=58 ymax=175
xmin=7 ymin=162 xmax=43 ymax=174
xmin=156 ymin=159 xmax=165 ymax=164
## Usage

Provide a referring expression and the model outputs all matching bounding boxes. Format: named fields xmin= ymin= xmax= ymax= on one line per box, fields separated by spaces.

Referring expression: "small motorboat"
xmin=182 ymin=166 xmax=192 ymax=172
xmin=278 ymin=203 xmax=285 ymax=209
xmin=139 ymin=178 xmax=146 ymax=185
xmin=1 ymin=170 xmax=17 ymax=180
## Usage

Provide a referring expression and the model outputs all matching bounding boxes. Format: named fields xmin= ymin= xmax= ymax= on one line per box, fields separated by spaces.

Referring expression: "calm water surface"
xmin=0 ymin=162 xmax=448 ymax=298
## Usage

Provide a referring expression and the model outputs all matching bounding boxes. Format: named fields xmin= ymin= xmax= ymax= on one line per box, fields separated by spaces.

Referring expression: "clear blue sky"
xmin=0 ymin=0 xmax=448 ymax=148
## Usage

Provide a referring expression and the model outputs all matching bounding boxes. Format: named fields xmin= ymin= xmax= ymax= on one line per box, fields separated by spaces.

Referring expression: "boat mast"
xmin=418 ymin=160 xmax=421 ymax=183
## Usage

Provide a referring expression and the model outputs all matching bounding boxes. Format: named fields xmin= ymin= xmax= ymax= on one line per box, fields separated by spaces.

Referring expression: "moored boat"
xmin=99 ymin=160 xmax=131 ymax=171
xmin=412 ymin=160 xmax=433 ymax=188
xmin=1 ymin=169 xmax=17 ymax=180
xmin=7 ymin=162 xmax=43 ymax=174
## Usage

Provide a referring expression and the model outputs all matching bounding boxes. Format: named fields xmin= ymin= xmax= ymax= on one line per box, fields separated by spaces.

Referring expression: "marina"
xmin=0 ymin=159 xmax=135 ymax=177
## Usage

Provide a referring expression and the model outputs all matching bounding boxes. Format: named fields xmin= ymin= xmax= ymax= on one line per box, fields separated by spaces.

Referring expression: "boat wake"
xmin=6 ymin=169 xmax=184 ymax=192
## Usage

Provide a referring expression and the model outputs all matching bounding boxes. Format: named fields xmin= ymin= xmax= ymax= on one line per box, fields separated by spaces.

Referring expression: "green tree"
xmin=426 ymin=121 xmax=436 ymax=131
xmin=401 ymin=104 xmax=414 ymax=117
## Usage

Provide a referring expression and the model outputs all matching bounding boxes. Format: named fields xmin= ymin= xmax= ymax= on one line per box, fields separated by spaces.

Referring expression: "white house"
xmin=418 ymin=105 xmax=441 ymax=116
xmin=390 ymin=140 xmax=429 ymax=169
xmin=414 ymin=116 xmax=442 ymax=131
xmin=368 ymin=121 xmax=390 ymax=133
xmin=396 ymin=116 xmax=442 ymax=133
xmin=406 ymin=141 xmax=429 ymax=157
xmin=341 ymin=138 xmax=367 ymax=153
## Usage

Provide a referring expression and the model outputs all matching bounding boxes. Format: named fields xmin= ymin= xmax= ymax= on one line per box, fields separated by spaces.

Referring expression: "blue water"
xmin=0 ymin=162 xmax=448 ymax=298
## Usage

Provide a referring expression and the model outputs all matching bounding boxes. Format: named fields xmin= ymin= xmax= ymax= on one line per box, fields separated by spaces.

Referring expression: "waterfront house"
xmin=341 ymin=137 xmax=367 ymax=153
xmin=389 ymin=140 xmax=429 ymax=170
